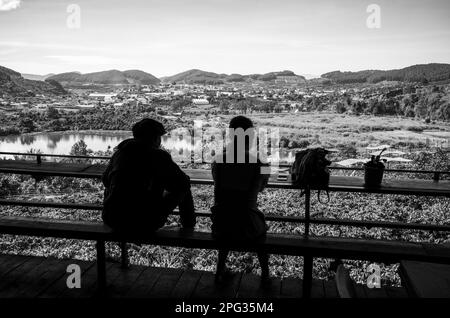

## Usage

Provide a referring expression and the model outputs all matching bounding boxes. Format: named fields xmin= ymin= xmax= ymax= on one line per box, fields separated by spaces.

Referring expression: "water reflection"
xmin=0 ymin=131 xmax=295 ymax=163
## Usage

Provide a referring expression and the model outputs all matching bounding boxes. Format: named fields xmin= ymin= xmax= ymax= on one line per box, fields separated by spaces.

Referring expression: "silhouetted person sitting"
xmin=102 ymin=118 xmax=196 ymax=234
xmin=211 ymin=116 xmax=270 ymax=282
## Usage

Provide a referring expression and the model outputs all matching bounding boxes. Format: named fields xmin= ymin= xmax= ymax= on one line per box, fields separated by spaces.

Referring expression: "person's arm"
xmin=211 ymin=161 xmax=220 ymax=204
xmin=258 ymin=161 xmax=270 ymax=192
xmin=159 ymin=150 xmax=195 ymax=228
xmin=102 ymin=159 xmax=113 ymax=187
xmin=160 ymin=151 xmax=190 ymax=194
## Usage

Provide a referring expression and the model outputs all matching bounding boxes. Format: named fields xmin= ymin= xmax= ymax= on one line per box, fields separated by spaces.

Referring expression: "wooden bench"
xmin=2 ymin=215 xmax=450 ymax=297
xmin=1 ymin=157 xmax=450 ymax=298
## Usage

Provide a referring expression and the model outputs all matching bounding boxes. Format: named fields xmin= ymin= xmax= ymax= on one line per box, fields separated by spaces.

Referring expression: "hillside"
xmin=0 ymin=65 xmax=67 ymax=96
xmin=161 ymin=69 xmax=226 ymax=85
xmin=162 ymin=69 xmax=306 ymax=84
xmin=321 ymin=63 xmax=450 ymax=84
xmin=48 ymin=69 xmax=160 ymax=86
xmin=122 ymin=70 xmax=160 ymax=85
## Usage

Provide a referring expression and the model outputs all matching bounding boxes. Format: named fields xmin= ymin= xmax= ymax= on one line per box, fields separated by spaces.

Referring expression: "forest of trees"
xmin=322 ymin=63 xmax=450 ymax=84
xmin=331 ymin=86 xmax=450 ymax=121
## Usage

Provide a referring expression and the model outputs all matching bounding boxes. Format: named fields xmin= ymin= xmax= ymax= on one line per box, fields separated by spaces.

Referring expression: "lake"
xmin=0 ymin=131 xmax=295 ymax=163
xmin=0 ymin=131 xmax=132 ymax=155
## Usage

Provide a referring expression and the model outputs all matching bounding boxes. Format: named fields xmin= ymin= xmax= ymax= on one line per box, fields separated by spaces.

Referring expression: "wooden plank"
xmin=170 ymin=269 xmax=203 ymax=299
xmin=400 ymin=261 xmax=450 ymax=298
xmin=4 ymin=200 xmax=450 ymax=233
xmin=280 ymin=277 xmax=302 ymax=298
xmin=323 ymin=280 xmax=339 ymax=298
xmin=124 ymin=266 xmax=163 ymax=298
xmin=7 ymin=257 xmax=72 ymax=298
xmin=352 ymin=282 xmax=368 ymax=299
xmin=364 ymin=285 xmax=389 ymax=298
xmin=0 ymin=216 xmax=113 ymax=241
xmin=2 ymin=217 xmax=450 ymax=267
xmin=422 ymin=243 xmax=450 ymax=260
xmin=37 ymin=259 xmax=95 ymax=298
xmin=106 ymin=263 xmax=147 ymax=298
xmin=146 ymin=267 xmax=183 ymax=298
xmin=192 ymin=271 xmax=242 ymax=298
xmin=0 ymin=254 xmax=30 ymax=278
xmin=0 ymin=253 xmax=24 ymax=267
xmin=58 ymin=262 xmax=115 ymax=298
xmin=0 ymin=256 xmax=47 ymax=297
xmin=237 ymin=274 xmax=281 ymax=299
xmin=385 ymin=286 xmax=409 ymax=298
xmin=310 ymin=279 xmax=325 ymax=298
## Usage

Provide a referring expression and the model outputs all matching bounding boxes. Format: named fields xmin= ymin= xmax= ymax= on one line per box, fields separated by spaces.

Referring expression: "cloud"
xmin=45 ymin=55 xmax=130 ymax=65
xmin=0 ymin=0 xmax=21 ymax=11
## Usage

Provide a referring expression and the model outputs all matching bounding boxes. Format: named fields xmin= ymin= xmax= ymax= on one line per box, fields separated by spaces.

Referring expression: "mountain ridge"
xmin=10 ymin=63 xmax=450 ymax=89
xmin=321 ymin=63 xmax=450 ymax=84
xmin=161 ymin=69 xmax=306 ymax=84
xmin=0 ymin=65 xmax=67 ymax=96
xmin=48 ymin=69 xmax=160 ymax=86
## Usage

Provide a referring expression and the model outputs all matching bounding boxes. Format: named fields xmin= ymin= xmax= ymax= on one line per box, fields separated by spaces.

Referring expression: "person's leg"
xmin=177 ymin=186 xmax=196 ymax=228
xmin=161 ymin=178 xmax=196 ymax=229
xmin=257 ymin=252 xmax=270 ymax=279
xmin=216 ymin=249 xmax=229 ymax=275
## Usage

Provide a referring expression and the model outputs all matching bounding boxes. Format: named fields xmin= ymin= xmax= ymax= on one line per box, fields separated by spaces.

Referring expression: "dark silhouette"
xmin=102 ymin=118 xmax=196 ymax=234
xmin=211 ymin=116 xmax=270 ymax=281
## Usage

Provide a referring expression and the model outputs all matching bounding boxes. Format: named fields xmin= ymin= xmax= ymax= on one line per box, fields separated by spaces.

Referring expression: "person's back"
xmin=211 ymin=116 xmax=270 ymax=281
xmin=211 ymin=151 xmax=267 ymax=240
xmin=102 ymin=118 xmax=196 ymax=234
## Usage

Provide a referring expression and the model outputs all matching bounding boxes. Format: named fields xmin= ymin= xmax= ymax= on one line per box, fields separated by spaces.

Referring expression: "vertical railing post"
xmin=302 ymin=187 xmax=313 ymax=298
xmin=304 ymin=187 xmax=311 ymax=239
xmin=36 ymin=154 xmax=42 ymax=165
xmin=96 ymin=240 xmax=106 ymax=295
xmin=121 ymin=241 xmax=129 ymax=269
xmin=433 ymin=172 xmax=440 ymax=182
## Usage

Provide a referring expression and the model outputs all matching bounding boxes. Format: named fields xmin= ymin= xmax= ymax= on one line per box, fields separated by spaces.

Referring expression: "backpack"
xmin=290 ymin=147 xmax=332 ymax=203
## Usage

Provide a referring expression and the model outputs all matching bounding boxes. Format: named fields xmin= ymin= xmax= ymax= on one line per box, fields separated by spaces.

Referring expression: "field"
xmin=249 ymin=112 xmax=449 ymax=150
xmin=0 ymin=112 xmax=449 ymax=287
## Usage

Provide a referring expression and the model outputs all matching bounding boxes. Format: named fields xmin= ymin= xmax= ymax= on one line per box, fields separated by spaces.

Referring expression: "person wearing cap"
xmin=102 ymin=118 xmax=196 ymax=234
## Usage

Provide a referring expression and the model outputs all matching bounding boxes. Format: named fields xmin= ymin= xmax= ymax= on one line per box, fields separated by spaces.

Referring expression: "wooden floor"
xmin=0 ymin=253 xmax=407 ymax=298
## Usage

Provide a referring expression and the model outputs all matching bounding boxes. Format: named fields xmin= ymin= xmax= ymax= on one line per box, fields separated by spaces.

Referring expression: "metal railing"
xmin=1 ymin=151 xmax=449 ymax=180
xmin=0 ymin=151 xmax=449 ymax=233
xmin=1 ymin=151 xmax=449 ymax=298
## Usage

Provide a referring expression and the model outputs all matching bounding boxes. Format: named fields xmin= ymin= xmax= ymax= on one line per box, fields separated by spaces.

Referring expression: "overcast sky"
xmin=0 ymin=0 xmax=449 ymax=77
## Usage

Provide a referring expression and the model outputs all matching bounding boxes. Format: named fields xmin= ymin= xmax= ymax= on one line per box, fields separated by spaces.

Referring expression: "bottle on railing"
xmin=363 ymin=148 xmax=387 ymax=187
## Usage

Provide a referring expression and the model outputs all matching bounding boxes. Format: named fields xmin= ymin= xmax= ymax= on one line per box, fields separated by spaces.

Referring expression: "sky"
xmin=0 ymin=0 xmax=449 ymax=77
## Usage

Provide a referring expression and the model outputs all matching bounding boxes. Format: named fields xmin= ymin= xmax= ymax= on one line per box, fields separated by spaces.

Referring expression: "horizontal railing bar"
xmin=1 ymin=199 xmax=449 ymax=232
xmin=0 ymin=151 xmax=110 ymax=160
xmin=1 ymin=151 xmax=448 ymax=175
xmin=1 ymin=166 xmax=450 ymax=196
xmin=1 ymin=168 xmax=449 ymax=196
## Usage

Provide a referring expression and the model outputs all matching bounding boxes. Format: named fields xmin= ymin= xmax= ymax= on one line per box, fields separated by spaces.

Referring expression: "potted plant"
xmin=364 ymin=148 xmax=387 ymax=187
